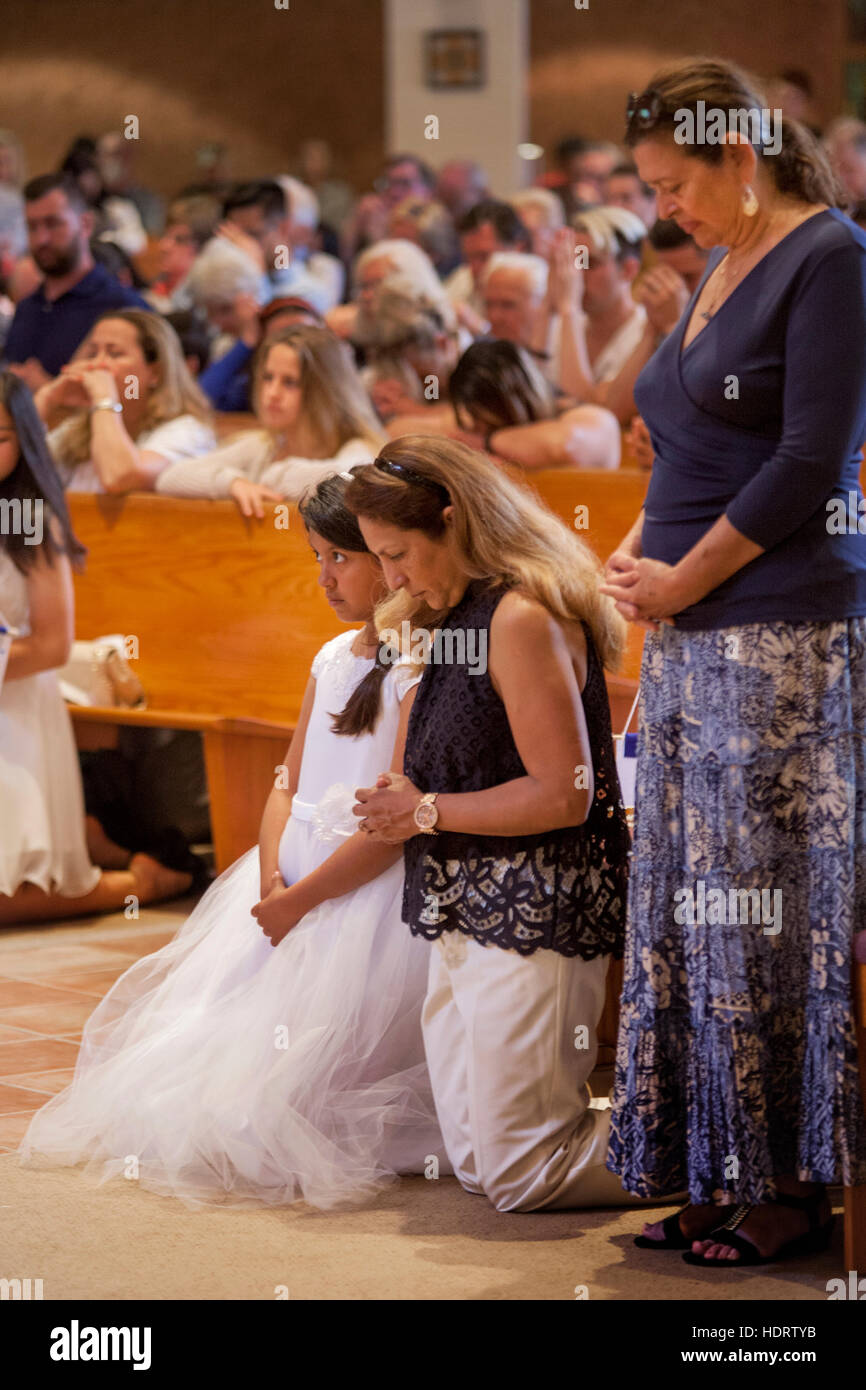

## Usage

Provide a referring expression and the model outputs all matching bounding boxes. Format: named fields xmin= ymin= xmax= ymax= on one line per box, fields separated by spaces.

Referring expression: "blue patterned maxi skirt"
xmin=606 ymin=617 xmax=866 ymax=1205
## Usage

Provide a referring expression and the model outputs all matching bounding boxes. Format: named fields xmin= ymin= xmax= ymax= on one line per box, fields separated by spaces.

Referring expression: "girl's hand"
xmin=353 ymin=772 xmax=422 ymax=843
xmin=259 ymin=868 xmax=284 ymax=901
xmin=599 ymin=556 xmax=682 ymax=624
xmin=251 ymin=882 xmax=306 ymax=946
xmin=229 ymin=477 xmax=284 ymax=518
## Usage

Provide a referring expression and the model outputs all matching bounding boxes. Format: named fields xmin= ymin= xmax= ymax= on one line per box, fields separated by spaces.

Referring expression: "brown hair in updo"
xmin=625 ymin=56 xmax=844 ymax=208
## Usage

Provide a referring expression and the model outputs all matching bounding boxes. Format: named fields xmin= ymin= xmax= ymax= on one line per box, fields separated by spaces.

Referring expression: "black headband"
xmin=374 ymin=457 xmax=451 ymax=504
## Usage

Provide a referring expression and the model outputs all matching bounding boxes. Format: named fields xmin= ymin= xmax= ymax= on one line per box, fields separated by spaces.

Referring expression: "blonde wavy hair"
xmin=53 ymin=309 xmax=212 ymax=467
xmin=343 ymin=435 xmax=627 ymax=672
xmin=247 ymin=324 xmax=385 ymax=460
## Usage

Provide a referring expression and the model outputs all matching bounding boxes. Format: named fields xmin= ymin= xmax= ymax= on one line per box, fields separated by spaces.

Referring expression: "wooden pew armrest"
xmin=67 ymin=703 xmax=294 ymax=740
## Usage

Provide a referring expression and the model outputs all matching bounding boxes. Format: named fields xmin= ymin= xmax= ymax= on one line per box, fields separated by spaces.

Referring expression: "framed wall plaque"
xmin=425 ymin=29 xmax=486 ymax=90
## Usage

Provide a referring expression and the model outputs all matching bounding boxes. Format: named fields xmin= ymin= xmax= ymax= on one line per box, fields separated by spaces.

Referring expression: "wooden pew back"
xmin=68 ymin=471 xmax=649 ymax=725
xmin=67 ymin=494 xmax=344 ymax=724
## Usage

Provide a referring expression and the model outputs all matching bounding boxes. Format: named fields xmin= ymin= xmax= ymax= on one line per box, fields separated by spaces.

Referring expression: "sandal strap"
xmin=717 ymin=1202 xmax=752 ymax=1234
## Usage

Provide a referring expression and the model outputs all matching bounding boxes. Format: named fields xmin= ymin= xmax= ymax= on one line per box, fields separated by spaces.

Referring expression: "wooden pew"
xmin=67 ymin=493 xmax=345 ymax=870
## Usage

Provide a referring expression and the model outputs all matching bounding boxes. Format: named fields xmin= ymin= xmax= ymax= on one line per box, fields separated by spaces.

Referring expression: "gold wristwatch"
xmin=413 ymin=792 xmax=439 ymax=834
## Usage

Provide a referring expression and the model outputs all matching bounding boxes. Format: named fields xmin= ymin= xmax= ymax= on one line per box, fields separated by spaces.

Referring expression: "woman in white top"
xmin=35 ymin=309 xmax=216 ymax=493
xmin=156 ymin=324 xmax=385 ymax=517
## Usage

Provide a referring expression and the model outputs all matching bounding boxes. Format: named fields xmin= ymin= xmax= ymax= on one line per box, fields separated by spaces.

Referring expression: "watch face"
xmin=415 ymin=800 xmax=438 ymax=830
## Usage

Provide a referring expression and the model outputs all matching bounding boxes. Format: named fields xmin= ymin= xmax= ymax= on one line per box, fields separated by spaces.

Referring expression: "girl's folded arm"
xmin=257 ymin=673 xmax=316 ymax=892
xmin=285 ymin=682 xmax=419 ymax=914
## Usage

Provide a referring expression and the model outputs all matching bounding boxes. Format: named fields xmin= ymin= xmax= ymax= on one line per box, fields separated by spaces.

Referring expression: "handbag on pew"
xmin=613 ymin=686 xmax=639 ymax=832
xmin=58 ymin=635 xmax=146 ymax=710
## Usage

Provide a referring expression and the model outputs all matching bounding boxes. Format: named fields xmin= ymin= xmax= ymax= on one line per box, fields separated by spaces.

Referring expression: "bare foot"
xmin=85 ymin=816 xmax=132 ymax=871
xmin=641 ymin=1202 xmax=721 ymax=1243
xmin=128 ymin=853 xmax=193 ymax=905
xmin=691 ymin=1191 xmax=832 ymax=1262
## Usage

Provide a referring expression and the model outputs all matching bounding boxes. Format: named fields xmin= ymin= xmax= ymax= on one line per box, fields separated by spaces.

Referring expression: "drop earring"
xmin=741 ymin=185 xmax=759 ymax=217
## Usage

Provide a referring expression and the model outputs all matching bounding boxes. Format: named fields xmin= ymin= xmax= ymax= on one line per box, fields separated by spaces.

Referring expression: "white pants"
xmin=422 ymin=932 xmax=660 ymax=1213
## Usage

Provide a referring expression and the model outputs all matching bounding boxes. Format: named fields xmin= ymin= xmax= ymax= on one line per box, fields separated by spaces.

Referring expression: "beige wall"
xmin=0 ymin=0 xmax=849 ymax=207
xmin=0 ymin=0 xmax=385 ymax=199
xmin=529 ymin=1 xmax=847 ymax=161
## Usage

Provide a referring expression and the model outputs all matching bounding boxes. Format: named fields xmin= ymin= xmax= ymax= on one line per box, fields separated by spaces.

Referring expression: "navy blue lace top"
xmin=402 ymin=578 xmax=630 ymax=958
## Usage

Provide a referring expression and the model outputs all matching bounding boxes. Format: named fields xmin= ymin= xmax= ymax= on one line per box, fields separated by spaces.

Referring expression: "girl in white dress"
xmin=0 ymin=372 xmax=192 ymax=922
xmin=20 ymin=473 xmax=444 ymax=1209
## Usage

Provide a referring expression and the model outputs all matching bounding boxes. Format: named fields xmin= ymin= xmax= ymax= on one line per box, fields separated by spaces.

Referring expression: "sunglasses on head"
xmin=625 ymin=89 xmax=664 ymax=130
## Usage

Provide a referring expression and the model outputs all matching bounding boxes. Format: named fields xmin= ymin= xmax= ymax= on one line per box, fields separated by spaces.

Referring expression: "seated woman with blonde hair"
xmin=35 ymin=309 xmax=216 ymax=493
xmin=156 ymin=324 xmax=385 ymax=516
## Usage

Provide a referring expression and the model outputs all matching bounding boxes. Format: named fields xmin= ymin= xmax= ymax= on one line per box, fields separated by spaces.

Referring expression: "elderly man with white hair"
xmin=183 ymin=236 xmax=265 ymax=363
xmin=326 ymin=237 xmax=463 ymax=348
xmin=481 ymin=251 xmax=549 ymax=351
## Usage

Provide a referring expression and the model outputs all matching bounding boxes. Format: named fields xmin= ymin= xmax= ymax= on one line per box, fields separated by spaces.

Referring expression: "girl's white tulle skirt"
xmin=19 ymin=817 xmax=446 ymax=1210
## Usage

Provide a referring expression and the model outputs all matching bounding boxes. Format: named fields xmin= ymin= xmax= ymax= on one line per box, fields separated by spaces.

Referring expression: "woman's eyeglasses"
xmin=625 ymin=89 xmax=664 ymax=131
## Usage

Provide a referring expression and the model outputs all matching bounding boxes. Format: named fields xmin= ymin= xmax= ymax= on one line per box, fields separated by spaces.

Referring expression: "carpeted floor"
xmin=0 ymin=900 xmax=846 ymax=1301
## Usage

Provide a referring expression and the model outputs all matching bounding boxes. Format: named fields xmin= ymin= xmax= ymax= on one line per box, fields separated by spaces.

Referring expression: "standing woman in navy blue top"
xmin=600 ymin=57 xmax=866 ymax=1267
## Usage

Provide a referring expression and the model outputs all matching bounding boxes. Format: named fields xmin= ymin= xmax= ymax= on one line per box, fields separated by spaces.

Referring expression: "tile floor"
xmin=0 ymin=896 xmax=198 ymax=1152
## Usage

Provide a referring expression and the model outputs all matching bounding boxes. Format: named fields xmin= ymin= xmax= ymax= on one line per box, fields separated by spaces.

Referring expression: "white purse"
xmin=58 ymin=635 xmax=145 ymax=709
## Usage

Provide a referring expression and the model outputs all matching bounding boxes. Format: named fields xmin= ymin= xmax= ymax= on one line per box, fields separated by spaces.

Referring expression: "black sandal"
xmin=682 ymin=1190 xmax=835 ymax=1268
xmin=633 ymin=1205 xmax=695 ymax=1250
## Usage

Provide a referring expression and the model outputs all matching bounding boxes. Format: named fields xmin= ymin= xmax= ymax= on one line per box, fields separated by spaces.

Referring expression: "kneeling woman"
xmin=348 ymin=437 xmax=663 ymax=1212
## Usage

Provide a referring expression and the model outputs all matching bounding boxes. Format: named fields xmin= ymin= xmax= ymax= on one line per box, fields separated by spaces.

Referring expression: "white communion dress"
xmin=0 ymin=546 xmax=100 ymax=899
xmin=21 ymin=629 xmax=446 ymax=1208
